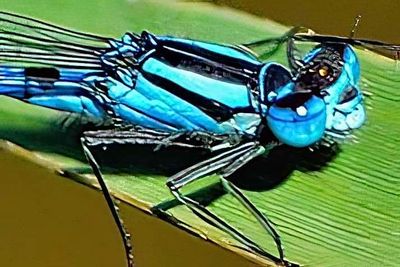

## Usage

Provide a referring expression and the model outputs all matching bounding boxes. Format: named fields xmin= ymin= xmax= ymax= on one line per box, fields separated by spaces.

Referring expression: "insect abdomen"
xmin=0 ymin=66 xmax=106 ymax=118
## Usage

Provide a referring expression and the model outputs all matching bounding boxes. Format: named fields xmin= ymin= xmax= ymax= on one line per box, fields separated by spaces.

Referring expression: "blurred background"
xmin=192 ymin=0 xmax=400 ymax=43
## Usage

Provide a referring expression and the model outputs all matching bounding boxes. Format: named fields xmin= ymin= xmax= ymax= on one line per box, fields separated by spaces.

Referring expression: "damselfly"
xmin=0 ymin=12 xmax=398 ymax=267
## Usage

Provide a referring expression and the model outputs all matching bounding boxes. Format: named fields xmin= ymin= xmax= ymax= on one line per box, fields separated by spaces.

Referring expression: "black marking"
xmin=94 ymin=79 xmax=110 ymax=93
xmin=275 ymin=91 xmax=312 ymax=109
xmin=157 ymin=46 xmax=254 ymax=84
xmin=25 ymin=67 xmax=60 ymax=81
xmin=158 ymin=38 xmax=260 ymax=72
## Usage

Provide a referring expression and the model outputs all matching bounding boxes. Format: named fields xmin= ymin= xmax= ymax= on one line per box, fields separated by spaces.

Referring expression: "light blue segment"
xmin=323 ymin=69 xmax=353 ymax=111
xmin=59 ymin=69 xmax=97 ymax=81
xmin=158 ymin=36 xmax=261 ymax=65
xmin=0 ymin=66 xmax=105 ymax=118
xmin=115 ymin=103 xmax=176 ymax=131
xmin=0 ymin=66 xmax=95 ymax=98
xmin=142 ymin=58 xmax=251 ymax=108
xmin=108 ymin=74 xmax=227 ymax=133
xmin=28 ymin=95 xmax=105 ymax=117
xmin=345 ymin=103 xmax=365 ymax=129
xmin=220 ymin=113 xmax=261 ymax=136
xmin=135 ymin=74 xmax=225 ymax=132
xmin=0 ymin=79 xmax=25 ymax=98
xmin=0 ymin=66 xmax=25 ymax=76
xmin=335 ymin=89 xmax=363 ymax=113
xmin=322 ymin=45 xmax=365 ymax=131
xmin=330 ymin=111 xmax=348 ymax=131
xmin=107 ymin=78 xmax=130 ymax=99
xmin=108 ymin=77 xmax=202 ymax=131
xmin=0 ymin=67 xmax=25 ymax=97
xmin=275 ymin=83 xmax=296 ymax=102
xmin=343 ymin=46 xmax=360 ymax=86
xmin=326 ymin=93 xmax=365 ymax=131
xmin=117 ymin=68 xmax=134 ymax=87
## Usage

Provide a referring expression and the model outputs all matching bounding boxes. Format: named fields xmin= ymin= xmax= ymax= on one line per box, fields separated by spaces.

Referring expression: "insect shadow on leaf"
xmin=74 ymin=139 xmax=340 ymax=208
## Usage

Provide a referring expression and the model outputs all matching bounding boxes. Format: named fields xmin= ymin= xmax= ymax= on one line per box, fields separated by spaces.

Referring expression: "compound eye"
xmin=318 ymin=66 xmax=329 ymax=77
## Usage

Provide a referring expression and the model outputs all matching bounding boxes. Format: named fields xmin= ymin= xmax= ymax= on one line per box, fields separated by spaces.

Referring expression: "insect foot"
xmin=279 ymin=259 xmax=300 ymax=267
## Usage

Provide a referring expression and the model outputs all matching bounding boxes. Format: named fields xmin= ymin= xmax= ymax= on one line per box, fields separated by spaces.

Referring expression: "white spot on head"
xmin=296 ymin=106 xmax=308 ymax=116
xmin=267 ymin=91 xmax=277 ymax=102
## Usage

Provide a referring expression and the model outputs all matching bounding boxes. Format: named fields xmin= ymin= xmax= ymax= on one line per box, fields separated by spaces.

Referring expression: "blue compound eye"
xmin=267 ymin=93 xmax=327 ymax=147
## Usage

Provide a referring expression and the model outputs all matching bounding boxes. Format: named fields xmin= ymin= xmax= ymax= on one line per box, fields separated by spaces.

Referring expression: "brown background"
xmin=208 ymin=0 xmax=400 ymax=43
xmin=0 ymin=145 xmax=261 ymax=267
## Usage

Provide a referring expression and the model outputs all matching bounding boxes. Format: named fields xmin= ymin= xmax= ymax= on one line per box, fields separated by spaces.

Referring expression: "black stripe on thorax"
xmin=158 ymin=39 xmax=260 ymax=72
xmin=158 ymin=46 xmax=256 ymax=84
xmin=141 ymin=70 xmax=235 ymax=122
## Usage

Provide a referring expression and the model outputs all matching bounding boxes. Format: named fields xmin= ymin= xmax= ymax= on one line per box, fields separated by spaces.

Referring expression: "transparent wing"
xmin=241 ymin=27 xmax=311 ymax=61
xmin=293 ymin=33 xmax=400 ymax=59
xmin=0 ymin=11 xmax=115 ymax=69
xmin=242 ymin=26 xmax=400 ymax=61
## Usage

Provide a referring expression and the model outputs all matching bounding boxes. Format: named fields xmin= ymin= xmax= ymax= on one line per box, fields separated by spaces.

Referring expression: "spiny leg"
xmin=166 ymin=142 xmax=296 ymax=266
xmin=220 ymin=146 xmax=288 ymax=264
xmin=167 ymin=143 xmax=269 ymax=253
xmin=83 ymin=126 xmax=239 ymax=150
xmin=81 ymin=138 xmax=134 ymax=267
xmin=220 ymin=178 xmax=287 ymax=265
xmin=80 ymin=127 xmax=235 ymax=267
xmin=82 ymin=128 xmax=294 ymax=265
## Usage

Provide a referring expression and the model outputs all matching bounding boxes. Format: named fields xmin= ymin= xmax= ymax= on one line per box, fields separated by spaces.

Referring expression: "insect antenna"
xmin=349 ymin=15 xmax=362 ymax=39
xmin=395 ymin=50 xmax=400 ymax=70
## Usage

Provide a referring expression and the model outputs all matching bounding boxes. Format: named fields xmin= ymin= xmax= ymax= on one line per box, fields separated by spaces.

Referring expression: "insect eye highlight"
xmin=318 ymin=66 xmax=329 ymax=77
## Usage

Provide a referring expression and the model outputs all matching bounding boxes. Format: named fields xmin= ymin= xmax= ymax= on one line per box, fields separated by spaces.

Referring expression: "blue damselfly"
xmin=0 ymin=11 xmax=399 ymax=267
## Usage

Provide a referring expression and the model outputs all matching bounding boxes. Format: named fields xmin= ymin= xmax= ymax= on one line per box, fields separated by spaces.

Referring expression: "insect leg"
xmin=167 ymin=142 xmax=259 ymax=190
xmin=221 ymin=177 xmax=286 ymax=263
xmin=287 ymin=35 xmax=305 ymax=72
xmin=81 ymin=138 xmax=134 ymax=267
xmin=80 ymin=127 xmax=234 ymax=266
xmin=83 ymin=127 xmax=240 ymax=151
xmin=166 ymin=142 xmax=293 ymax=265
xmin=82 ymin=129 xmax=292 ymax=265
xmin=220 ymin=146 xmax=287 ymax=263
xmin=84 ymin=127 xmax=203 ymax=149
